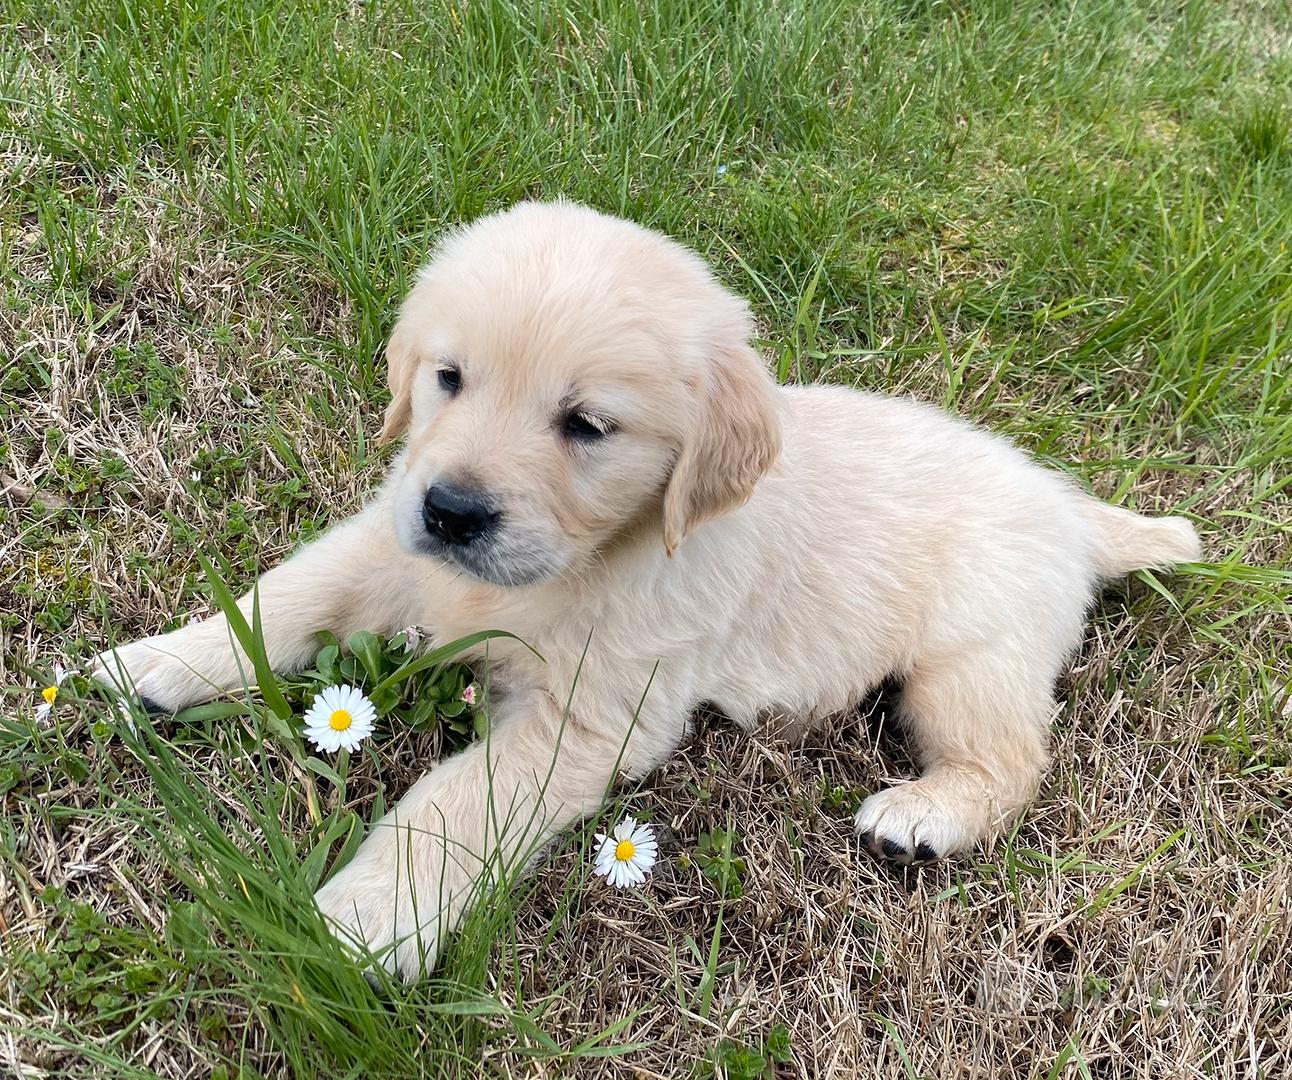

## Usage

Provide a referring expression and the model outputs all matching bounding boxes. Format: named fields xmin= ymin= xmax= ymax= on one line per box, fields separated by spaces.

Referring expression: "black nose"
xmin=422 ymin=483 xmax=499 ymax=547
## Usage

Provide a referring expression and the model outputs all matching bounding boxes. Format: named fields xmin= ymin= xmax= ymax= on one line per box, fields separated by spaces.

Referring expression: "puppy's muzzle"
xmin=422 ymin=482 xmax=500 ymax=548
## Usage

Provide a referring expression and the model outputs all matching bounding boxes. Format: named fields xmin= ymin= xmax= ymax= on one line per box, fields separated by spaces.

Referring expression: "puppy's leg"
xmin=314 ymin=688 xmax=631 ymax=980
xmin=855 ymin=651 xmax=1052 ymax=865
xmin=95 ymin=511 xmax=414 ymax=712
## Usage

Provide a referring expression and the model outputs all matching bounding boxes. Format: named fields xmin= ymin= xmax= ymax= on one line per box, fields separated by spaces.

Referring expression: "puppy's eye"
xmin=437 ymin=367 xmax=462 ymax=394
xmin=563 ymin=410 xmax=615 ymax=441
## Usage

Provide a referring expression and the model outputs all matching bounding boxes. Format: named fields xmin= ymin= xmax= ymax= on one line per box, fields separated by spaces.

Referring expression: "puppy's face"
xmin=382 ymin=203 xmax=781 ymax=588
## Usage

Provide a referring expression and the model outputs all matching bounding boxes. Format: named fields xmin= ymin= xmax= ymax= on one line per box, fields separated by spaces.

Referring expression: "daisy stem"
xmin=335 ymin=749 xmax=349 ymax=806
xmin=301 ymin=771 xmax=322 ymax=827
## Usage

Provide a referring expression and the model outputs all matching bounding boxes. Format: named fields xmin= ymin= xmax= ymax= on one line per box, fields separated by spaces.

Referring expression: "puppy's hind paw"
xmin=854 ymin=782 xmax=981 ymax=867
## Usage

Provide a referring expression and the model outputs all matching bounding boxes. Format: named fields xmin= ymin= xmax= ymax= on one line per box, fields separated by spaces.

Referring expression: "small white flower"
xmin=593 ymin=816 xmax=658 ymax=888
xmin=462 ymin=682 xmax=479 ymax=707
xmin=400 ymin=625 xmax=422 ymax=650
xmin=302 ymin=684 xmax=376 ymax=753
xmin=35 ymin=663 xmax=68 ymax=724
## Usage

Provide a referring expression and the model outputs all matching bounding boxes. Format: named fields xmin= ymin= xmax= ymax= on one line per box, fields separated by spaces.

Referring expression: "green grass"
xmin=2 ymin=0 xmax=1290 ymax=1077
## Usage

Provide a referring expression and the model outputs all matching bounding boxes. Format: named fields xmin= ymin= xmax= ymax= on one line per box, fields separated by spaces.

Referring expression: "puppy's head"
xmin=382 ymin=202 xmax=781 ymax=587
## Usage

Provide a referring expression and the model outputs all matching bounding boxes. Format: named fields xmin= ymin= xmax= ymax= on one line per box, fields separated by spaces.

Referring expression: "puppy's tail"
xmin=1081 ymin=498 xmax=1201 ymax=579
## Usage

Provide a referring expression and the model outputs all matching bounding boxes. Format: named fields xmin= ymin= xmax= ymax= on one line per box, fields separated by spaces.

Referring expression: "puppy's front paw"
xmin=93 ymin=624 xmax=230 ymax=713
xmin=93 ymin=637 xmax=188 ymax=714
xmin=314 ymin=838 xmax=446 ymax=982
xmin=854 ymin=783 xmax=981 ymax=866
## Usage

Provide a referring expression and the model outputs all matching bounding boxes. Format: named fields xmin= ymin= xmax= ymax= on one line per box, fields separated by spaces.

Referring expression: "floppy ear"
xmin=662 ymin=343 xmax=782 ymax=554
xmin=378 ymin=328 xmax=416 ymax=444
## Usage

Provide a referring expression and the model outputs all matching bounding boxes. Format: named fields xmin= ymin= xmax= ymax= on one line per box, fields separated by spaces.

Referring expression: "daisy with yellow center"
xmin=35 ymin=663 xmax=68 ymax=724
xmin=302 ymin=684 xmax=376 ymax=753
xmin=593 ymin=816 xmax=658 ymax=888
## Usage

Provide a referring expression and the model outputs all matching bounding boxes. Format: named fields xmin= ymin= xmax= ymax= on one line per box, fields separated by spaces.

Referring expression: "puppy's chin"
xmin=432 ymin=540 xmax=560 ymax=587
xmin=395 ymin=528 xmax=563 ymax=589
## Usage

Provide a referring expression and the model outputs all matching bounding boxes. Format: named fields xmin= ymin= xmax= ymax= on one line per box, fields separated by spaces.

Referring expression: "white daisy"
xmin=593 ymin=816 xmax=658 ymax=888
xmin=399 ymin=625 xmax=422 ymax=650
xmin=35 ymin=663 xmax=68 ymax=724
xmin=302 ymin=684 xmax=376 ymax=753
xmin=462 ymin=682 xmax=479 ymax=706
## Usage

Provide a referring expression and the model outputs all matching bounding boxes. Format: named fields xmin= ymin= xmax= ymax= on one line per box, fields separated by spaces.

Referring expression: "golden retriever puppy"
xmin=96 ymin=202 xmax=1200 ymax=979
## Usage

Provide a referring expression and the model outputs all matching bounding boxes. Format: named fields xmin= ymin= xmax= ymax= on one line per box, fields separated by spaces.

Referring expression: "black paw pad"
xmin=880 ymin=837 xmax=909 ymax=862
xmin=912 ymin=842 xmax=939 ymax=864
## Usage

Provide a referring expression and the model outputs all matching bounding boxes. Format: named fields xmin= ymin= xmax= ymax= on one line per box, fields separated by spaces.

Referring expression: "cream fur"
xmin=95 ymin=201 xmax=1201 ymax=979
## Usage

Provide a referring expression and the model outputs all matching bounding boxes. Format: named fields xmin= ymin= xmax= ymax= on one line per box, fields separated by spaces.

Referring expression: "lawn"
xmin=1 ymin=0 xmax=1290 ymax=1076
